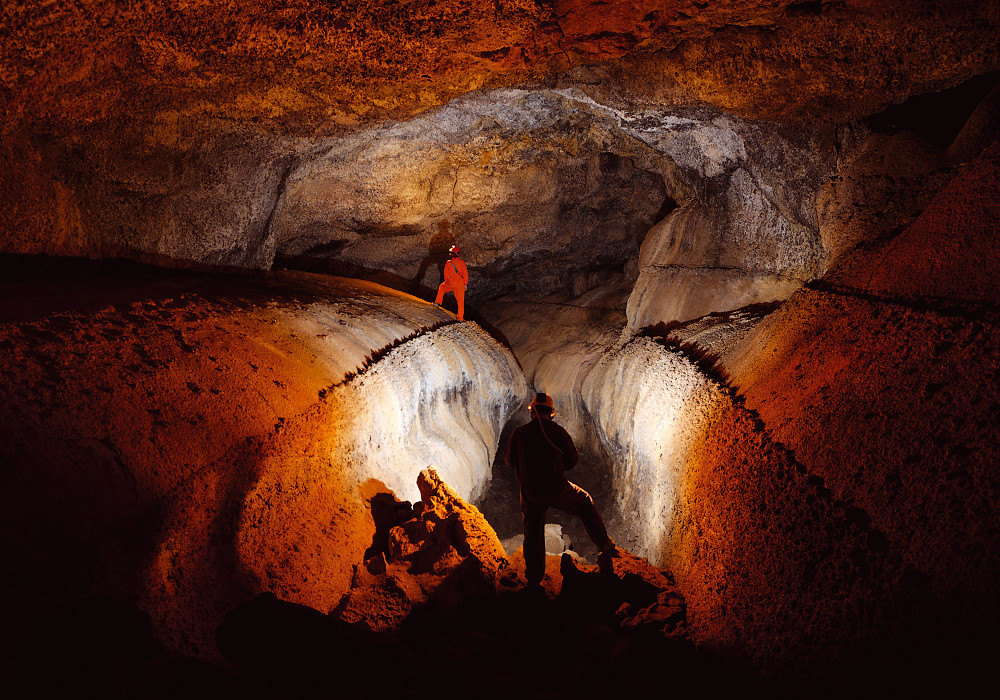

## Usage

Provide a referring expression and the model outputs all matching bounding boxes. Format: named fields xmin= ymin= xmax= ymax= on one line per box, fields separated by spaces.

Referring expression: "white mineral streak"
xmin=628 ymin=115 xmax=748 ymax=178
xmin=347 ymin=321 xmax=527 ymax=504
xmin=583 ymin=336 xmax=725 ymax=563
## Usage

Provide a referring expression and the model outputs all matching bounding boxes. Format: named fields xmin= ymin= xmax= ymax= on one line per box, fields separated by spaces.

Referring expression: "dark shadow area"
xmin=215 ymin=561 xmax=762 ymax=700
xmin=411 ymin=218 xmax=456 ymax=291
xmin=218 ymin=592 xmax=412 ymax=699
xmin=0 ymin=252 xmax=413 ymax=323
xmin=363 ymin=491 xmax=416 ymax=566
xmin=274 ymin=219 xmax=458 ymax=305
xmin=274 ymin=253 xmax=436 ymax=300
xmin=651 ymin=193 xmax=679 ymax=226
xmin=8 ymin=596 xmax=231 ymax=700
xmin=867 ymin=70 xmax=1000 ymax=148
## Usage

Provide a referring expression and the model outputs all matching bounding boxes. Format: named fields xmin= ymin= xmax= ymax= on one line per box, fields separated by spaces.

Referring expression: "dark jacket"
xmin=503 ymin=417 xmax=579 ymax=502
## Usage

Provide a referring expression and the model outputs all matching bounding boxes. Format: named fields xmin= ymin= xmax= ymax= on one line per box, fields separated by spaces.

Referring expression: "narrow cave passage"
xmin=475 ymin=416 xmax=622 ymax=566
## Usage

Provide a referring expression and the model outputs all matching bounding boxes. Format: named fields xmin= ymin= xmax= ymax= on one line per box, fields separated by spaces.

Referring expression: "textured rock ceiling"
xmin=3 ymin=1 xmax=998 ymax=304
xmin=3 ymin=0 xmax=999 ymax=137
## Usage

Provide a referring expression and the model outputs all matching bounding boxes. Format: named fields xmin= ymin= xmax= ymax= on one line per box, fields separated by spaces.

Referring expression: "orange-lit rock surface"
xmin=0 ymin=263 xmax=524 ymax=664
xmin=3 ymin=1 xmax=997 ymax=135
xmin=560 ymin=123 xmax=999 ymax=686
xmin=826 ymin=138 xmax=1000 ymax=303
xmin=3 ymin=2 xmax=998 ymax=287
xmin=2 ymin=0 xmax=1000 ymax=693
xmin=472 ymin=86 xmax=1000 ymax=689
xmin=337 ymin=467 xmax=510 ymax=630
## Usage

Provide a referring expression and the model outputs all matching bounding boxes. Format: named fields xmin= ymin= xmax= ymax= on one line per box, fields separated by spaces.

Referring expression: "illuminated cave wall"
xmin=2 ymin=0 xmax=1000 ymax=687
xmin=482 ymin=85 xmax=1000 ymax=678
xmin=0 ymin=271 xmax=525 ymax=660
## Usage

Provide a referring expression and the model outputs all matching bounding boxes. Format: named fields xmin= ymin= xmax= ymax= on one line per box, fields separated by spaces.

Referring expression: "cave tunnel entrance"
xmin=475 ymin=413 xmax=621 ymax=566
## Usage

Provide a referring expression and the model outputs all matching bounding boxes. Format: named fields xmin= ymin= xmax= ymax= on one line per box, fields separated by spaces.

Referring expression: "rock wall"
xmin=271 ymin=88 xmax=675 ymax=302
xmin=3 ymin=86 xmax=842 ymax=320
xmin=2 ymin=121 xmax=297 ymax=268
xmin=569 ymin=135 xmax=1000 ymax=684
xmin=1 ymin=2 xmax=998 ymax=687
xmin=480 ymin=277 xmax=631 ymax=453
xmin=4 ymin=1 xmax=997 ymax=137
xmin=624 ymin=113 xmax=833 ymax=328
xmin=719 ymin=139 xmax=1000 ymax=639
xmin=825 ymin=139 xmax=1000 ymax=304
xmin=478 ymin=91 xmax=1000 ymax=688
xmin=581 ymin=336 xmax=724 ymax=557
xmin=0 ymin=266 xmax=525 ymax=663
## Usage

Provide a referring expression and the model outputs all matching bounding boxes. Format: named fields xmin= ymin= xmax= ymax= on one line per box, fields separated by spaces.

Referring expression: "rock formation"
xmin=0 ymin=266 xmax=524 ymax=669
xmin=1 ymin=0 xmax=999 ymax=694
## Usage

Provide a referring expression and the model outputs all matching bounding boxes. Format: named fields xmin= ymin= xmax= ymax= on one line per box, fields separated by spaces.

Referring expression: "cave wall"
xmin=3 ymin=87 xmax=840 ymax=314
xmin=625 ymin=112 xmax=833 ymax=327
xmin=2 ymin=0 xmax=1000 ymax=690
xmin=271 ymin=88 xmax=675 ymax=302
xmin=563 ymin=130 xmax=1000 ymax=682
xmin=4 ymin=121 xmax=297 ymax=268
xmin=4 ymin=1 xmax=998 ymax=136
xmin=719 ymin=139 xmax=1000 ymax=629
xmin=477 ymin=80 xmax=1000 ymax=684
xmin=0 ymin=270 xmax=525 ymax=662
xmin=5 ymin=1 xmax=998 ymax=302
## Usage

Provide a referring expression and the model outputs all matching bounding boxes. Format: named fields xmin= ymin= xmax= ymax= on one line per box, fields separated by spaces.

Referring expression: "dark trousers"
xmin=520 ymin=480 xmax=610 ymax=584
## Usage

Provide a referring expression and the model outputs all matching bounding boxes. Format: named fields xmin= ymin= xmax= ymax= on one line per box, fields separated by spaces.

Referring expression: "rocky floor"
xmin=11 ymin=468 xmax=759 ymax=700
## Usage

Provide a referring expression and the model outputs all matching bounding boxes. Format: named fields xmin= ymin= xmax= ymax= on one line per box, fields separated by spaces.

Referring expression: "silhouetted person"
xmin=503 ymin=392 xmax=616 ymax=585
xmin=434 ymin=244 xmax=469 ymax=320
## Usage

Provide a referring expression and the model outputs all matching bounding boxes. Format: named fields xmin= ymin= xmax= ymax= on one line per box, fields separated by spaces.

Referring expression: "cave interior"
xmin=2 ymin=1 xmax=1000 ymax=697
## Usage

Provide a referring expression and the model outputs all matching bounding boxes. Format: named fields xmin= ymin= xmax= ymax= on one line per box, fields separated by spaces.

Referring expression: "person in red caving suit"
xmin=434 ymin=244 xmax=469 ymax=320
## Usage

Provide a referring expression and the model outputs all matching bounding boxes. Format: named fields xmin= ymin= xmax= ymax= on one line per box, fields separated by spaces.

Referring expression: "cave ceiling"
xmin=3 ymin=0 xmax=999 ymax=137
xmin=2 ymin=1 xmax=998 ymax=307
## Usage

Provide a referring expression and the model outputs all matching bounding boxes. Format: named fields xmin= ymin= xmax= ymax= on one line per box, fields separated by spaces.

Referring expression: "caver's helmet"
xmin=529 ymin=392 xmax=555 ymax=417
xmin=448 ymin=245 xmax=461 ymax=255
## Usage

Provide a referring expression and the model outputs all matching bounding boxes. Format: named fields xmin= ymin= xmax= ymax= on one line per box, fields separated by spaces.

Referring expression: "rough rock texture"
xmin=826 ymin=138 xmax=1000 ymax=303
xmin=0 ymin=264 xmax=523 ymax=666
xmin=2 ymin=0 xmax=1000 ymax=693
xmin=481 ymin=277 xmax=631 ymax=451
xmin=716 ymin=137 xmax=1000 ymax=653
xmin=1 ymin=122 xmax=295 ymax=268
xmin=3 ymin=1 xmax=997 ymax=136
xmin=662 ymin=391 xmax=923 ymax=688
xmin=272 ymin=89 xmax=674 ymax=302
xmin=3 ymin=3 xmax=998 ymax=301
xmin=336 ymin=467 xmax=511 ymax=631
xmin=10 ymin=456 xmax=714 ymax=697
xmin=6 ymin=84 xmax=848 ymax=323
xmin=572 ymin=131 xmax=1000 ymax=686
xmin=623 ymin=111 xmax=833 ymax=328
xmin=582 ymin=336 xmax=725 ymax=558
xmin=573 ymin=308 xmax=997 ymax=688
xmin=475 ymin=86 xmax=1000 ymax=689
xmin=816 ymin=129 xmax=955 ymax=266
